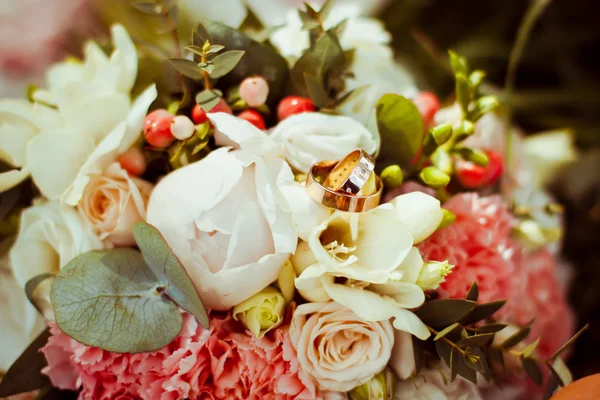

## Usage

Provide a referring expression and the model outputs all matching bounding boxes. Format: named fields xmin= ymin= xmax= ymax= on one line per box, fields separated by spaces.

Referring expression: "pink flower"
xmin=42 ymin=311 xmax=320 ymax=400
xmin=419 ymin=193 xmax=574 ymax=358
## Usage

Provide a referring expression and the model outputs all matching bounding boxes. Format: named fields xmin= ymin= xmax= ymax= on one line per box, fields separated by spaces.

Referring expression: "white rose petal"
xmin=269 ymin=112 xmax=378 ymax=173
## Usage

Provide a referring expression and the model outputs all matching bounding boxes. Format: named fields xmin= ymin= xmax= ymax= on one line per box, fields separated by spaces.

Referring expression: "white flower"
xmin=523 ymin=130 xmax=577 ymax=188
xmin=147 ymin=113 xmax=298 ymax=310
xmin=0 ymin=24 xmax=156 ymax=205
xmin=292 ymin=193 xmax=444 ymax=340
xmin=394 ymin=363 xmax=483 ymax=400
xmin=10 ymin=200 xmax=103 ymax=288
xmin=0 ymin=253 xmax=45 ymax=372
xmin=269 ymin=112 xmax=379 ymax=173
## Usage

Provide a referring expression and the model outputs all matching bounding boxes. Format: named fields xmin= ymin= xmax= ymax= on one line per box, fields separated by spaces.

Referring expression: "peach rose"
xmin=78 ymin=162 xmax=152 ymax=246
xmin=289 ymin=301 xmax=394 ymax=392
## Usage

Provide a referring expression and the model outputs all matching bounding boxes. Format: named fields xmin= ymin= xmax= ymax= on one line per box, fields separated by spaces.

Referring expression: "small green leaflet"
xmin=51 ymin=222 xmax=208 ymax=353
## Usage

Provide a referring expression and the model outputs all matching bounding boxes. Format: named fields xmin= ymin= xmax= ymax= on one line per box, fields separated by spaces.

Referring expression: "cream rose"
xmin=10 ymin=200 xmax=102 ymax=287
xmin=289 ymin=301 xmax=394 ymax=392
xmin=147 ymin=113 xmax=298 ymax=310
xmin=269 ymin=112 xmax=379 ymax=173
xmin=78 ymin=162 xmax=153 ymax=247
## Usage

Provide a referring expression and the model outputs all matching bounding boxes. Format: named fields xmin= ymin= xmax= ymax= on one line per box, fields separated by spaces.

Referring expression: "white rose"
xmin=147 ymin=113 xmax=298 ymax=310
xmin=0 ymin=24 xmax=157 ymax=205
xmin=10 ymin=200 xmax=103 ymax=288
xmin=0 ymin=253 xmax=45 ymax=372
xmin=269 ymin=112 xmax=378 ymax=173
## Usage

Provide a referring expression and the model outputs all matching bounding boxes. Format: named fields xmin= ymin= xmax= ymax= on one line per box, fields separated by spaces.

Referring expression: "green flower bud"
xmin=469 ymin=70 xmax=486 ymax=92
xmin=468 ymin=95 xmax=499 ymax=121
xmin=417 ymin=260 xmax=454 ymax=291
xmin=167 ymin=101 xmax=180 ymax=115
xmin=437 ymin=208 xmax=456 ymax=230
xmin=431 ymin=148 xmax=453 ymax=175
xmin=420 ymin=166 xmax=450 ymax=189
xmin=380 ymin=165 xmax=403 ymax=189
xmin=453 ymin=120 xmax=475 ymax=143
xmin=349 ymin=369 xmax=394 ymax=400
xmin=431 ymin=123 xmax=453 ymax=146
xmin=454 ymin=147 xmax=489 ymax=167
xmin=233 ymin=286 xmax=286 ymax=338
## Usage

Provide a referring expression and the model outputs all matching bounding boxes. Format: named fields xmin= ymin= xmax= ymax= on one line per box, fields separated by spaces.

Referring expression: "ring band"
xmin=323 ymin=149 xmax=375 ymax=195
xmin=306 ymin=160 xmax=382 ymax=213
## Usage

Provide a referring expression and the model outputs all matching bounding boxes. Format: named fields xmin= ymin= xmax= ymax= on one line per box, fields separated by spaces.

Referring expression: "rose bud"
xmin=277 ymin=96 xmax=315 ymax=121
xmin=349 ymin=369 xmax=394 ymax=400
xmin=237 ymin=109 xmax=266 ymax=130
xmin=239 ymin=76 xmax=269 ymax=107
xmin=171 ymin=115 xmax=195 ymax=140
xmin=144 ymin=109 xmax=175 ymax=148
xmin=232 ymin=286 xmax=285 ymax=339
xmin=118 ymin=148 xmax=147 ymax=177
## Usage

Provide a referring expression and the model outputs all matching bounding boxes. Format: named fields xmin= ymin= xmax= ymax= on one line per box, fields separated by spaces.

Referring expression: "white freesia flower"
xmin=292 ymin=192 xmax=444 ymax=340
xmin=0 ymin=24 xmax=156 ymax=205
xmin=10 ymin=200 xmax=103 ymax=288
xmin=0 ymin=253 xmax=45 ymax=372
xmin=147 ymin=113 xmax=298 ymax=310
xmin=269 ymin=112 xmax=379 ymax=173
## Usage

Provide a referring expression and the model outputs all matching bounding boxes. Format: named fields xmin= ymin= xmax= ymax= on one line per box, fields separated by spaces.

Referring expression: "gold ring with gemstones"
xmin=306 ymin=159 xmax=382 ymax=213
xmin=323 ymin=149 xmax=375 ymax=195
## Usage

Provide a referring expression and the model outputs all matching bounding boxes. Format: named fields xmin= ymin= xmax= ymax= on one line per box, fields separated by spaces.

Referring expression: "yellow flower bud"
xmin=380 ymin=165 xmax=403 ymax=189
xmin=349 ymin=369 xmax=394 ymax=400
xmin=437 ymin=208 xmax=456 ymax=230
xmin=420 ymin=166 xmax=450 ymax=189
xmin=417 ymin=260 xmax=454 ymax=291
xmin=233 ymin=286 xmax=286 ymax=338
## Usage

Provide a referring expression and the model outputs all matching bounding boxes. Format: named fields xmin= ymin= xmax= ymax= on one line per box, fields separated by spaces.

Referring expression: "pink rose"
xmin=289 ymin=302 xmax=394 ymax=392
xmin=78 ymin=163 xmax=153 ymax=247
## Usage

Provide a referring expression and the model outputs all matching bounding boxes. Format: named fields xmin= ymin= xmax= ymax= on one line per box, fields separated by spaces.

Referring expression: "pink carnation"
xmin=419 ymin=193 xmax=574 ymax=358
xmin=42 ymin=311 xmax=319 ymax=400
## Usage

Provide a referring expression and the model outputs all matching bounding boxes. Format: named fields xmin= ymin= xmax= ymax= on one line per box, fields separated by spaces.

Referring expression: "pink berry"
xmin=171 ymin=115 xmax=195 ymax=140
xmin=413 ymin=92 xmax=440 ymax=126
xmin=191 ymin=104 xmax=208 ymax=124
xmin=118 ymin=148 xmax=147 ymax=177
xmin=277 ymin=96 xmax=315 ymax=121
xmin=239 ymin=76 xmax=269 ymax=107
xmin=484 ymin=150 xmax=504 ymax=185
xmin=210 ymin=98 xmax=232 ymax=114
xmin=238 ymin=110 xmax=266 ymax=130
xmin=144 ymin=109 xmax=175 ymax=148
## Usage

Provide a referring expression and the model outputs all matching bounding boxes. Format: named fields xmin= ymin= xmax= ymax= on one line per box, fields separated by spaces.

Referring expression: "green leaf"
xmin=304 ymin=73 xmax=330 ymax=108
xmin=375 ymin=94 xmax=424 ymax=171
xmin=478 ymin=323 xmax=508 ymax=334
xmin=291 ymin=31 xmax=345 ymax=97
xmin=206 ymin=44 xmax=225 ymax=55
xmin=196 ymin=89 xmax=223 ymax=111
xmin=209 ymin=50 xmax=245 ymax=78
xmin=465 ymin=348 xmax=487 ymax=375
xmin=193 ymin=23 xmax=210 ymax=47
xmin=467 ymin=95 xmax=499 ymax=122
xmin=469 ymin=70 xmax=486 ymax=92
xmin=201 ymin=20 xmax=289 ymax=104
xmin=501 ymin=326 xmax=531 ymax=349
xmin=25 ymin=273 xmax=54 ymax=317
xmin=466 ymin=282 xmax=479 ymax=302
xmin=548 ymin=324 xmax=589 ymax=361
xmin=448 ymin=50 xmax=468 ymax=76
xmin=455 ymin=74 xmax=471 ymax=115
xmin=435 ymin=323 xmax=460 ymax=341
xmin=132 ymin=222 xmax=209 ymax=329
xmin=454 ymin=349 xmax=478 ymax=384
xmin=333 ymin=84 xmax=371 ymax=110
xmin=457 ymin=333 xmax=494 ymax=348
xmin=167 ymin=58 xmax=203 ymax=80
xmin=522 ymin=337 xmax=540 ymax=358
xmin=521 ymin=357 xmax=543 ymax=385
xmin=436 ymin=339 xmax=452 ymax=367
xmin=132 ymin=1 xmax=162 ymax=15
xmin=318 ymin=0 xmax=336 ymax=20
xmin=298 ymin=10 xmax=320 ymax=31
xmin=0 ymin=329 xmax=51 ymax=397
xmin=459 ymin=300 xmax=507 ymax=325
xmin=185 ymin=45 xmax=204 ymax=56
xmin=51 ymin=249 xmax=183 ymax=353
xmin=415 ymin=299 xmax=477 ymax=328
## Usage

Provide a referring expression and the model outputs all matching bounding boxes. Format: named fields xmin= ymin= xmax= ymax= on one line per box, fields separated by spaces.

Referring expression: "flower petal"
xmin=391 ymin=308 xmax=430 ymax=340
xmin=295 ymin=265 xmax=331 ymax=302
xmin=389 ymin=192 xmax=442 ymax=243
xmin=279 ymin=183 xmax=331 ymax=241
xmin=389 ymin=330 xmax=416 ymax=379
xmin=370 ymin=281 xmax=425 ymax=309
xmin=110 ymin=24 xmax=138 ymax=94
xmin=209 ymin=112 xmax=278 ymax=156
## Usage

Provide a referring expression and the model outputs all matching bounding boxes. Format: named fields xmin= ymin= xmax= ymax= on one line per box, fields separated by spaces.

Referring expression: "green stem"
xmin=428 ymin=326 xmax=468 ymax=356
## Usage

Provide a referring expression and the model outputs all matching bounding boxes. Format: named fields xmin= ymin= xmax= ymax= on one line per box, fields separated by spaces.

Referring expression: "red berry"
xmin=277 ymin=96 xmax=315 ymax=121
xmin=238 ymin=110 xmax=266 ymax=130
xmin=118 ymin=148 xmax=147 ymax=177
xmin=144 ymin=109 xmax=175 ymax=148
xmin=413 ymin=92 xmax=440 ymax=126
xmin=210 ymin=98 xmax=232 ymax=114
xmin=191 ymin=104 xmax=208 ymax=124
xmin=455 ymin=150 xmax=505 ymax=189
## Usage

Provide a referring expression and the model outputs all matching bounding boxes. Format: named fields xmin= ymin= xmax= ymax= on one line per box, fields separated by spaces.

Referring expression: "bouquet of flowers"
xmin=0 ymin=1 xmax=587 ymax=399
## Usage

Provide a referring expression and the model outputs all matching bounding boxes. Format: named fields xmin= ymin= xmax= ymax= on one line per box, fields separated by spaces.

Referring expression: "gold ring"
xmin=323 ymin=149 xmax=375 ymax=195
xmin=306 ymin=160 xmax=382 ymax=213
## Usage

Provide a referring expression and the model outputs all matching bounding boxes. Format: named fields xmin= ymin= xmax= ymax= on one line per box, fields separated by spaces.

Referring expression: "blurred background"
xmin=1 ymin=0 xmax=599 ymax=381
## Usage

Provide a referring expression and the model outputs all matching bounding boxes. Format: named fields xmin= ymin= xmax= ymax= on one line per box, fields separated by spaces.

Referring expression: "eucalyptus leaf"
xmin=51 ymin=249 xmax=183 ymax=353
xmin=132 ymin=1 xmax=162 ymax=15
xmin=196 ymin=89 xmax=222 ymax=111
xmin=201 ymin=20 xmax=289 ymax=104
xmin=185 ymin=45 xmax=204 ymax=56
xmin=25 ymin=273 xmax=55 ymax=317
xmin=456 ymin=74 xmax=471 ymax=115
xmin=375 ymin=93 xmax=425 ymax=171
xmin=436 ymin=339 xmax=452 ymax=368
xmin=466 ymin=282 xmax=479 ymax=302
xmin=457 ymin=333 xmax=494 ymax=348
xmin=416 ymin=299 xmax=477 ymax=328
xmin=167 ymin=58 xmax=203 ymax=80
xmin=501 ymin=327 xmax=531 ymax=349
xmin=454 ymin=349 xmax=478 ymax=384
xmin=206 ymin=44 xmax=225 ymax=55
xmin=0 ymin=329 xmax=51 ymax=397
xmin=522 ymin=337 xmax=540 ymax=358
xmin=193 ymin=23 xmax=210 ymax=47
xmin=459 ymin=300 xmax=506 ymax=325
xmin=466 ymin=348 xmax=488 ymax=375
xmin=132 ymin=222 xmax=209 ymax=329
xmin=521 ymin=357 xmax=543 ymax=385
xmin=304 ymin=73 xmax=330 ymax=108
xmin=318 ymin=0 xmax=336 ymax=20
xmin=209 ymin=50 xmax=245 ymax=78
xmin=478 ymin=323 xmax=508 ymax=334
xmin=435 ymin=323 xmax=460 ymax=341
